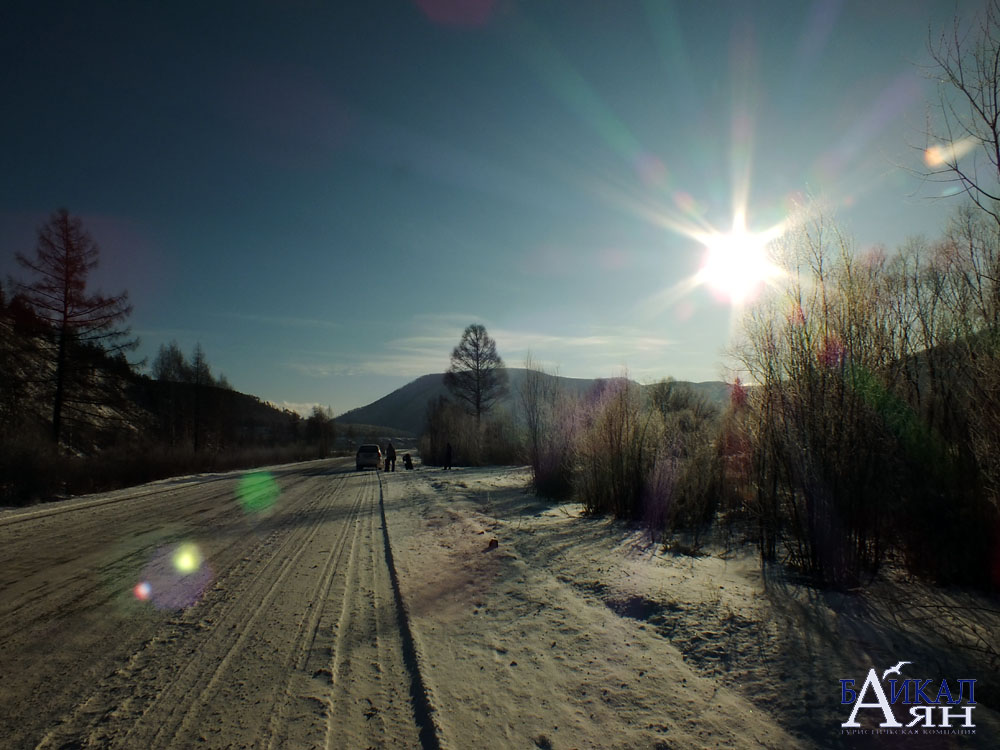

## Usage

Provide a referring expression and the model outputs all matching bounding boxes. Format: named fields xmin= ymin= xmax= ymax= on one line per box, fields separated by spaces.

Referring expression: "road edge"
xmin=376 ymin=472 xmax=445 ymax=750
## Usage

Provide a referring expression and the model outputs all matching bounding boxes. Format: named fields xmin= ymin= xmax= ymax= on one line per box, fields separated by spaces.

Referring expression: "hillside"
xmin=136 ymin=377 xmax=306 ymax=446
xmin=337 ymin=369 xmax=733 ymax=436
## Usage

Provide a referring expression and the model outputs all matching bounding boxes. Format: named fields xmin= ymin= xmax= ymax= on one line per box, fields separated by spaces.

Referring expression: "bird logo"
xmin=881 ymin=661 xmax=911 ymax=681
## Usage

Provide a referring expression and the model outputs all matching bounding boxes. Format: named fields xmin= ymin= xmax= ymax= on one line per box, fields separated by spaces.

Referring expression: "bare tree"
xmin=519 ymin=352 xmax=547 ymax=472
xmin=15 ymin=209 xmax=135 ymax=445
xmin=443 ymin=323 xmax=508 ymax=425
xmin=190 ymin=343 xmax=212 ymax=387
xmin=926 ymin=1 xmax=1000 ymax=224
xmin=306 ymin=405 xmax=336 ymax=457
xmin=925 ymin=7 xmax=1000 ymax=551
xmin=152 ymin=340 xmax=191 ymax=382
xmin=190 ymin=343 xmax=214 ymax=452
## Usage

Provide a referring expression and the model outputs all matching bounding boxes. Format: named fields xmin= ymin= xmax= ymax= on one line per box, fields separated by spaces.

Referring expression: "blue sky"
xmin=0 ymin=0 xmax=988 ymax=416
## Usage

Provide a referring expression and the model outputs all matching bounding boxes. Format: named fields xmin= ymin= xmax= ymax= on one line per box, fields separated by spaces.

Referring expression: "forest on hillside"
xmin=0 ymin=211 xmax=340 ymax=504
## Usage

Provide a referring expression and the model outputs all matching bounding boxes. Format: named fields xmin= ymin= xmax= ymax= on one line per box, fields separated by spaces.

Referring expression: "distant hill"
xmin=336 ymin=369 xmax=733 ymax=436
xmin=336 ymin=374 xmax=446 ymax=438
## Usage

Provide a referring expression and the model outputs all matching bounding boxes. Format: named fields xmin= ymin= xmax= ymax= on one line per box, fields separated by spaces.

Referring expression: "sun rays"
xmin=692 ymin=210 xmax=787 ymax=305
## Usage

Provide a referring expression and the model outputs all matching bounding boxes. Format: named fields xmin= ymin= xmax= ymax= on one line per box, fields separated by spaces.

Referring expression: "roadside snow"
xmin=383 ymin=464 xmax=999 ymax=749
xmin=0 ymin=457 xmax=340 ymax=523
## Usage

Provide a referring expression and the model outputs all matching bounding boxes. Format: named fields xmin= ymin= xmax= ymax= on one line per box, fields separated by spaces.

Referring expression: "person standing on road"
xmin=386 ymin=441 xmax=396 ymax=472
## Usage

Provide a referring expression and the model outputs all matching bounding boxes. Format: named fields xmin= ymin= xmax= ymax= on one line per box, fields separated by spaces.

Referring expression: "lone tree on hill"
xmin=444 ymin=323 xmax=508 ymax=425
xmin=16 ymin=209 xmax=136 ymax=445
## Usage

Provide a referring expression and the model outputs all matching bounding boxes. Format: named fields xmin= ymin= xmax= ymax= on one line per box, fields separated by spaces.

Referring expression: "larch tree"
xmin=15 ymin=209 xmax=135 ymax=445
xmin=444 ymin=323 xmax=508 ymax=425
xmin=190 ymin=342 xmax=213 ymax=452
xmin=151 ymin=340 xmax=191 ymax=382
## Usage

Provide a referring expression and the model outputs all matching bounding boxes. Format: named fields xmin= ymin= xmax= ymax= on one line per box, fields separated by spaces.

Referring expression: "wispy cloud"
xmin=218 ymin=312 xmax=341 ymax=330
xmin=407 ymin=312 xmax=487 ymax=329
xmin=276 ymin=400 xmax=327 ymax=416
xmin=376 ymin=321 xmax=675 ymax=377
xmin=283 ymin=351 xmax=449 ymax=380
xmin=493 ymin=326 xmax=673 ymax=358
xmin=280 ymin=316 xmax=678 ymax=383
xmin=284 ymin=363 xmax=343 ymax=378
xmin=134 ymin=328 xmax=208 ymax=340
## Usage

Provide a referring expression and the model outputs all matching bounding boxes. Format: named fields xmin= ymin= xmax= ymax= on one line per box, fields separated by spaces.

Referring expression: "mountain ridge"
xmin=336 ymin=369 xmax=732 ymax=436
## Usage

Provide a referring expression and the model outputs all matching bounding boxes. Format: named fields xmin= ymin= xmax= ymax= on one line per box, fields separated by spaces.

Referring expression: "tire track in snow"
xmin=323 ymin=472 xmax=405 ymax=747
xmin=0 ymin=484 xmax=235 ymax=642
xmin=0 ymin=458 xmax=334 ymax=529
xmin=3 ymin=472 xmax=318 ymax=750
xmin=0 ymin=467 xmax=322 ymax=645
xmin=261 ymin=470 xmax=369 ymax=749
xmin=142 ymin=472 xmax=352 ymax=748
xmin=375 ymin=472 xmax=444 ymax=750
xmin=22 ymin=464 xmax=440 ymax=750
xmin=33 ymin=469 xmax=344 ymax=749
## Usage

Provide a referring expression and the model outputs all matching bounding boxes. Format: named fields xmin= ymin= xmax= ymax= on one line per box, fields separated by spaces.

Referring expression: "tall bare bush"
xmin=735 ymin=211 xmax=998 ymax=587
xmin=519 ymin=355 xmax=575 ymax=498
xmin=575 ymin=377 xmax=654 ymax=518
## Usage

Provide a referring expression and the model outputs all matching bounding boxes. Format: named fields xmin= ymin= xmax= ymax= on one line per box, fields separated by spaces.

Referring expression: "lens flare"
xmin=172 ymin=543 xmax=202 ymax=574
xmin=924 ymin=135 xmax=979 ymax=168
xmin=693 ymin=211 xmax=785 ymax=305
xmin=414 ymin=0 xmax=495 ymax=27
xmin=136 ymin=542 xmax=213 ymax=610
xmin=237 ymin=471 xmax=280 ymax=514
xmin=635 ymin=152 xmax=669 ymax=188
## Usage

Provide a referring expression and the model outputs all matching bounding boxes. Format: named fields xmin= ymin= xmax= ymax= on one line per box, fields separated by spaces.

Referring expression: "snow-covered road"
xmin=2 ymin=461 xmax=996 ymax=749
xmin=1 ymin=460 xmax=432 ymax=749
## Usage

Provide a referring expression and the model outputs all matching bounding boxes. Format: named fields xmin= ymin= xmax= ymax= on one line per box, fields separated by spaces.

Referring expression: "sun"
xmin=694 ymin=211 xmax=783 ymax=305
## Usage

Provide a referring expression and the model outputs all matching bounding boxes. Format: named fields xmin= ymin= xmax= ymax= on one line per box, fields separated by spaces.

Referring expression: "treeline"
xmin=420 ymin=394 xmax=521 ymax=467
xmin=407 ymin=229 xmax=997 ymax=591
xmin=145 ymin=341 xmax=338 ymax=456
xmin=505 ymin=209 xmax=999 ymax=591
xmin=732 ymin=209 xmax=999 ymax=588
xmin=0 ymin=210 xmax=338 ymax=505
xmin=516 ymin=365 xmax=726 ymax=532
xmin=417 ymin=326 xmax=732 ymax=534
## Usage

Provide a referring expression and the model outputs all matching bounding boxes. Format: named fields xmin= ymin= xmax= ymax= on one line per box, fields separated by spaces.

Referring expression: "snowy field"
xmin=0 ymin=459 xmax=996 ymax=748
xmin=389 ymin=465 xmax=1000 ymax=749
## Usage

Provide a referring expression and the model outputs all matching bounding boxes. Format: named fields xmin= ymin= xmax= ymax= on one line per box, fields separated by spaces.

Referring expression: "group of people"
xmin=381 ymin=441 xmax=450 ymax=471
xmin=382 ymin=442 xmax=414 ymax=471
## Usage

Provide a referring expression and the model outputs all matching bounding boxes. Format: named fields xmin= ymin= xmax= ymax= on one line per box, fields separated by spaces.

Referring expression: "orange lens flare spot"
xmin=924 ymin=136 xmax=979 ymax=167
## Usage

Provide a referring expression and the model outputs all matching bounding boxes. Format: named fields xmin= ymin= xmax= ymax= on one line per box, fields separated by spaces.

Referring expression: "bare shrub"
xmin=575 ymin=377 xmax=655 ymax=518
xmin=648 ymin=378 xmax=723 ymax=532
xmin=734 ymin=210 xmax=1000 ymax=588
xmin=420 ymin=395 xmax=520 ymax=467
xmin=520 ymin=369 xmax=726 ymax=527
xmin=520 ymin=356 xmax=575 ymax=499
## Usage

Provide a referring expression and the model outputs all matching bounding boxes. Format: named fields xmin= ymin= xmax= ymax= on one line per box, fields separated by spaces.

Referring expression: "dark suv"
xmin=355 ymin=444 xmax=382 ymax=471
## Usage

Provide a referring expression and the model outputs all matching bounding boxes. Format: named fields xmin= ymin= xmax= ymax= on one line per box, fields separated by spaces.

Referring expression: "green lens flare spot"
xmin=238 ymin=471 xmax=280 ymax=513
